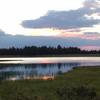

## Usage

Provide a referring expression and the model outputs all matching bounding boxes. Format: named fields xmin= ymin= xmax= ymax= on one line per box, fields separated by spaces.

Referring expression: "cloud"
xmin=82 ymin=32 xmax=100 ymax=40
xmin=0 ymin=34 xmax=100 ymax=48
xmin=0 ymin=30 xmax=7 ymax=36
xmin=21 ymin=0 xmax=100 ymax=29
xmin=84 ymin=32 xmax=100 ymax=35
xmin=0 ymin=0 xmax=100 ymax=49
xmin=83 ymin=0 xmax=100 ymax=9
xmin=0 ymin=27 xmax=99 ymax=49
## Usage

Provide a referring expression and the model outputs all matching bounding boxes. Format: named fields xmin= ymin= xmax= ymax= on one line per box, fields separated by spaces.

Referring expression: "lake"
xmin=0 ymin=57 xmax=100 ymax=80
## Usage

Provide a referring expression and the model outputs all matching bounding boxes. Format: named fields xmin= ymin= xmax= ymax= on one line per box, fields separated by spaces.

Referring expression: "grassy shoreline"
xmin=0 ymin=66 xmax=100 ymax=100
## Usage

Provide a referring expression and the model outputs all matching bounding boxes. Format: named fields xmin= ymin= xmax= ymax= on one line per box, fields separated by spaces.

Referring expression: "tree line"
xmin=0 ymin=45 xmax=100 ymax=56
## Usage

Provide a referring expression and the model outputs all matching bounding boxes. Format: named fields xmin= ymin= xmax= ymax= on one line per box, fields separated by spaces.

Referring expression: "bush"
xmin=56 ymin=86 xmax=97 ymax=100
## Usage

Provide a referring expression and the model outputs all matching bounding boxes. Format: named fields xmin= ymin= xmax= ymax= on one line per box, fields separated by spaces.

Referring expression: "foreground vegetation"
xmin=0 ymin=67 xmax=100 ymax=100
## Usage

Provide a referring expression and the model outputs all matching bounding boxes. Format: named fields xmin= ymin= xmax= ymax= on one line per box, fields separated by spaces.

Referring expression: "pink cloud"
xmin=80 ymin=45 xmax=100 ymax=50
xmin=58 ymin=30 xmax=100 ymax=40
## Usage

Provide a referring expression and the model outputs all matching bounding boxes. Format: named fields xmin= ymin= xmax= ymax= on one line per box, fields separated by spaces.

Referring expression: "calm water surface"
xmin=0 ymin=57 xmax=100 ymax=80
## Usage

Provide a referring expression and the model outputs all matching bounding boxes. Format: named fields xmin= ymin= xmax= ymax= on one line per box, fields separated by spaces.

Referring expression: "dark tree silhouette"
xmin=0 ymin=45 xmax=99 ymax=56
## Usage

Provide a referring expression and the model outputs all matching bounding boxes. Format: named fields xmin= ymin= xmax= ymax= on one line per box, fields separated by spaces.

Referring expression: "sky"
xmin=0 ymin=0 xmax=100 ymax=50
xmin=0 ymin=0 xmax=84 ymax=36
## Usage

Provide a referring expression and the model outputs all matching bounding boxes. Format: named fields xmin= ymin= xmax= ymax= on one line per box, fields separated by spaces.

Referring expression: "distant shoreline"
xmin=0 ymin=54 xmax=100 ymax=57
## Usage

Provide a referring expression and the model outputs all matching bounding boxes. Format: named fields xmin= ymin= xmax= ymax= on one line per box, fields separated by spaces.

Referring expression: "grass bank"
xmin=0 ymin=67 xmax=100 ymax=100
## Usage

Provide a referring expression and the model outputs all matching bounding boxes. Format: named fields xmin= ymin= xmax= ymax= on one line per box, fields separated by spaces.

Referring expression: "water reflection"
xmin=1 ymin=57 xmax=100 ymax=81
xmin=0 ymin=63 xmax=79 ymax=80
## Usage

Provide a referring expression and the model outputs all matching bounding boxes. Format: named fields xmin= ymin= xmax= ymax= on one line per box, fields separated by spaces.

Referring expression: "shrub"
xmin=56 ymin=86 xmax=97 ymax=100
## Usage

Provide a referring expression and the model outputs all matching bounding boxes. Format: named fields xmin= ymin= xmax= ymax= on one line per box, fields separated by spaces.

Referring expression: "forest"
xmin=0 ymin=45 xmax=100 ymax=56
